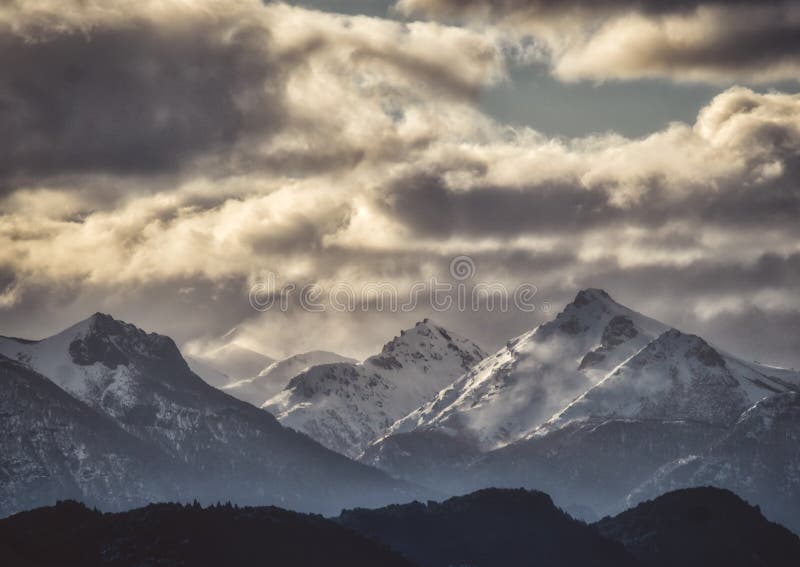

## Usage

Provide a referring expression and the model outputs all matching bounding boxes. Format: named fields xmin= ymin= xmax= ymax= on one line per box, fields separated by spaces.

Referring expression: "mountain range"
xmin=357 ymin=289 xmax=800 ymax=530
xmin=263 ymin=319 xmax=487 ymax=458
xmin=2 ymin=288 xmax=800 ymax=535
xmin=0 ymin=314 xmax=424 ymax=517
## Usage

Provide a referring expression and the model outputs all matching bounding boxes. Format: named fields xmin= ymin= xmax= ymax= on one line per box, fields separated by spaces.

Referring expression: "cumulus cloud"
xmin=0 ymin=1 xmax=798 ymax=367
xmin=0 ymin=0 xmax=505 ymax=192
xmin=0 ymin=1 xmax=285 ymax=189
xmin=397 ymin=0 xmax=800 ymax=84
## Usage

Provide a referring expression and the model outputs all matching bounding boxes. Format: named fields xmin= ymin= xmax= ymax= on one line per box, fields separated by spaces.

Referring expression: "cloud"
xmin=0 ymin=1 xmax=285 ymax=189
xmin=397 ymin=0 xmax=800 ymax=84
xmin=378 ymin=87 xmax=800 ymax=242
xmin=0 ymin=1 xmax=798 ymax=367
xmin=0 ymin=0 xmax=505 ymax=193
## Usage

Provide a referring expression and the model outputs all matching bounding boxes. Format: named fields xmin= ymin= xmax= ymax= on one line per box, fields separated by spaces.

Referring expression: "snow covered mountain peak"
xmin=67 ymin=312 xmax=182 ymax=369
xmin=648 ymin=328 xmax=726 ymax=367
xmin=0 ymin=313 xmax=193 ymax=405
xmin=20 ymin=317 xmax=204 ymax=403
xmin=371 ymin=291 xmax=669 ymax=454
xmin=366 ymin=318 xmax=486 ymax=376
xmin=538 ymin=327 xmax=799 ymax=435
xmin=0 ymin=316 xmax=425 ymax=516
xmin=572 ymin=287 xmax=616 ymax=307
xmin=220 ymin=350 xmax=356 ymax=407
xmin=262 ymin=321 xmax=487 ymax=458
xmin=538 ymin=289 xmax=665 ymax=344
xmin=71 ymin=311 xmax=142 ymax=338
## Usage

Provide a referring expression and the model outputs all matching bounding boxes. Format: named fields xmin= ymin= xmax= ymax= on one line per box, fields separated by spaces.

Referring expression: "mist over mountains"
xmin=0 ymin=314 xmax=426 ymax=517
xmin=2 ymin=288 xmax=799 ymax=565
xmin=2 ymin=1 xmax=799 ymax=564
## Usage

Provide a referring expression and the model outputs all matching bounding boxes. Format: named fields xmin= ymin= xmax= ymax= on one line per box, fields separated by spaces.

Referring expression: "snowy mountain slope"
xmin=362 ymin=289 xmax=668 ymax=476
xmin=471 ymin=329 xmax=800 ymax=519
xmin=363 ymin=289 xmax=800 ymax=524
xmin=221 ymin=351 xmax=356 ymax=407
xmin=263 ymin=319 xmax=487 ymax=458
xmin=0 ymin=353 xmax=181 ymax=517
xmin=629 ymin=391 xmax=800 ymax=532
xmin=184 ymin=355 xmax=231 ymax=388
xmin=0 ymin=314 xmax=427 ymax=514
xmin=187 ymin=343 xmax=274 ymax=383
xmin=537 ymin=329 xmax=799 ymax=436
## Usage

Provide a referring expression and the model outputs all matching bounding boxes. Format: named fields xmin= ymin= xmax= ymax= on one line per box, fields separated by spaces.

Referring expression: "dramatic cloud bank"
xmin=398 ymin=0 xmax=800 ymax=84
xmin=1 ymin=0 xmax=798 ymax=366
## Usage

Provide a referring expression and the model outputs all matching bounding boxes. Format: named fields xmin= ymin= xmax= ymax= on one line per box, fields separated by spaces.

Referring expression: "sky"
xmin=1 ymin=0 xmax=799 ymax=368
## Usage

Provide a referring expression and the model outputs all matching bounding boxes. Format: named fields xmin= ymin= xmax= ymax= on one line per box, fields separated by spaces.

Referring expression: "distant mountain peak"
xmin=66 ymin=313 xmax=182 ymax=370
xmin=573 ymin=288 xmax=615 ymax=306
xmin=77 ymin=312 xmax=150 ymax=341
xmin=365 ymin=291 xmax=669 ymax=457
xmin=541 ymin=325 xmax=770 ymax=434
xmin=536 ymin=287 xmax=665 ymax=347
xmin=219 ymin=350 xmax=356 ymax=407
xmin=393 ymin=318 xmax=444 ymax=339
xmin=264 ymin=320 xmax=487 ymax=458
xmin=89 ymin=310 xmax=114 ymax=322
xmin=68 ymin=311 xmax=120 ymax=336
xmin=648 ymin=328 xmax=726 ymax=368
xmin=371 ymin=319 xmax=485 ymax=373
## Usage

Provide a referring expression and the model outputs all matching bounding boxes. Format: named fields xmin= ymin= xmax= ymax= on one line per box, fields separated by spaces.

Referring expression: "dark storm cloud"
xmin=379 ymin=173 xmax=615 ymax=236
xmin=398 ymin=0 xmax=800 ymax=83
xmin=247 ymin=207 xmax=354 ymax=255
xmin=699 ymin=306 xmax=800 ymax=369
xmin=0 ymin=1 xmax=798 ymax=370
xmin=0 ymin=1 xmax=505 ymax=197
xmin=582 ymin=253 xmax=800 ymax=303
xmin=375 ymin=86 xmax=800 ymax=240
xmin=398 ymin=0 xmax=775 ymax=17
xmin=310 ymin=244 xmax=576 ymax=281
xmin=0 ymin=14 xmax=284 ymax=191
xmin=650 ymin=19 xmax=800 ymax=70
xmin=0 ymin=274 xmax=259 ymax=349
xmin=379 ymin=160 xmax=800 ymax=240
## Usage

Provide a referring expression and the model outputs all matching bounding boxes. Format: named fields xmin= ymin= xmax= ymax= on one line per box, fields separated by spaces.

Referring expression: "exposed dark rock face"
xmin=580 ymin=315 xmax=639 ymax=369
xmin=602 ymin=315 xmax=638 ymax=347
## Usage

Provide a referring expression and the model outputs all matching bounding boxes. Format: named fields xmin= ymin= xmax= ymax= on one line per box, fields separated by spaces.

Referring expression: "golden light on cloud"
xmin=0 ymin=0 xmax=797 ymax=369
